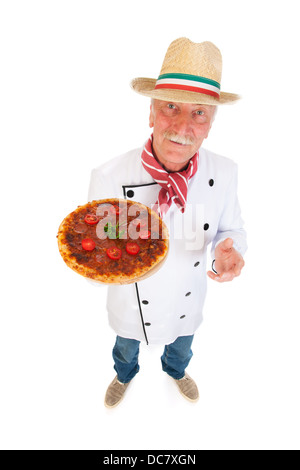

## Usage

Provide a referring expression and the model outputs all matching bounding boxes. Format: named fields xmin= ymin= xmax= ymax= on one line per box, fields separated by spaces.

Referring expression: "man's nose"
xmin=172 ymin=112 xmax=192 ymax=134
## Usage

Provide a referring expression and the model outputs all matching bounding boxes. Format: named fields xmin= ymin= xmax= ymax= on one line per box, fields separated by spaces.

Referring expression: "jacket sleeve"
xmin=211 ymin=163 xmax=247 ymax=259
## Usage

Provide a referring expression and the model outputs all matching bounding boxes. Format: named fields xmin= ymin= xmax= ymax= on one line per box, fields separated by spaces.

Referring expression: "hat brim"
xmin=131 ymin=77 xmax=240 ymax=105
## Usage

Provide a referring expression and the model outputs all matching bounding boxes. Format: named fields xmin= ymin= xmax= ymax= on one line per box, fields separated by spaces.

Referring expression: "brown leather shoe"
xmin=104 ymin=376 xmax=131 ymax=408
xmin=173 ymin=373 xmax=199 ymax=402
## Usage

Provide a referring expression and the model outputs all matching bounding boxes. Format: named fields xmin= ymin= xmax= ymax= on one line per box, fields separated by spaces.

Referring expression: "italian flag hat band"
xmin=155 ymin=73 xmax=221 ymax=98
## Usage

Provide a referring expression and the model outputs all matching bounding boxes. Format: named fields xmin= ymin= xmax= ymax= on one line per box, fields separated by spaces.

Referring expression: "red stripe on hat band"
xmin=155 ymin=83 xmax=220 ymax=99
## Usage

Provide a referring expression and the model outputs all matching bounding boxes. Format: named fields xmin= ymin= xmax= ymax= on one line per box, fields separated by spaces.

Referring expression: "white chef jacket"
xmin=88 ymin=144 xmax=247 ymax=345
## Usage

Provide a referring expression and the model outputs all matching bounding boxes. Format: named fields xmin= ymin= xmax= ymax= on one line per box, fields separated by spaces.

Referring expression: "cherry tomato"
xmin=81 ymin=238 xmax=96 ymax=251
xmin=106 ymin=247 xmax=122 ymax=260
xmin=126 ymin=242 xmax=140 ymax=255
xmin=84 ymin=213 xmax=99 ymax=225
xmin=131 ymin=218 xmax=148 ymax=229
xmin=109 ymin=205 xmax=121 ymax=215
xmin=139 ymin=230 xmax=151 ymax=240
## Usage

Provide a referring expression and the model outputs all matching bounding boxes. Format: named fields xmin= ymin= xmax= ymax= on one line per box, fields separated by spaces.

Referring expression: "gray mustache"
xmin=164 ymin=131 xmax=194 ymax=146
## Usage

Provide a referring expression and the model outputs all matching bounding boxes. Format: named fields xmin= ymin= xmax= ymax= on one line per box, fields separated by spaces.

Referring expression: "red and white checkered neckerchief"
xmin=141 ymin=134 xmax=199 ymax=218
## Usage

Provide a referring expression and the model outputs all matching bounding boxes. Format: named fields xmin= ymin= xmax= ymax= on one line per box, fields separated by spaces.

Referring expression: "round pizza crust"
xmin=57 ymin=198 xmax=169 ymax=285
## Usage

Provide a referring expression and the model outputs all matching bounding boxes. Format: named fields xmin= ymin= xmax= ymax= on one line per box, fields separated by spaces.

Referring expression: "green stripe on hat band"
xmin=157 ymin=73 xmax=220 ymax=89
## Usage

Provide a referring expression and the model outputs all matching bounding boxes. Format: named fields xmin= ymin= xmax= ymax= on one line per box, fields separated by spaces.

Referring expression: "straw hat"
xmin=131 ymin=37 xmax=240 ymax=105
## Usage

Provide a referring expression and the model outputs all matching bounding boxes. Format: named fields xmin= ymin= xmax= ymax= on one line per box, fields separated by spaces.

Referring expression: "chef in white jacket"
xmin=88 ymin=38 xmax=247 ymax=408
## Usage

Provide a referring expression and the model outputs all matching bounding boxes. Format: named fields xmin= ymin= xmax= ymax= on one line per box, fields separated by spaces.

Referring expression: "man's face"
xmin=149 ymin=99 xmax=216 ymax=172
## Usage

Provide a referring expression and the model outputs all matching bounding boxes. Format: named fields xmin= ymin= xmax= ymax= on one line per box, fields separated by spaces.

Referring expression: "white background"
xmin=1 ymin=0 xmax=299 ymax=450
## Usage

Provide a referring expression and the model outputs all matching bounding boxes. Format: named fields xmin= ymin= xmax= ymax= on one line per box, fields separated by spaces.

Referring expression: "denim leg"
xmin=112 ymin=336 xmax=140 ymax=384
xmin=161 ymin=335 xmax=194 ymax=380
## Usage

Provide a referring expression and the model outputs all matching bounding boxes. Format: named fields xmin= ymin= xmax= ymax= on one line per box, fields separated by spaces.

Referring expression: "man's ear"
xmin=204 ymin=107 xmax=216 ymax=139
xmin=149 ymin=104 xmax=154 ymax=128
xmin=204 ymin=119 xmax=214 ymax=139
xmin=204 ymin=126 xmax=211 ymax=140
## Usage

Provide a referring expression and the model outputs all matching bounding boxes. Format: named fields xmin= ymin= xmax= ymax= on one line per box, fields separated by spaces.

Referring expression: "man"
xmin=88 ymin=38 xmax=247 ymax=408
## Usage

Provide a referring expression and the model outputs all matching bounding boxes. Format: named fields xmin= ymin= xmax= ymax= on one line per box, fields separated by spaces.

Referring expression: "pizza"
xmin=57 ymin=198 xmax=169 ymax=284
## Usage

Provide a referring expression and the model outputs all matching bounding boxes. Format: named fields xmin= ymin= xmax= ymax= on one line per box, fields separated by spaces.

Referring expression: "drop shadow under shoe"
xmin=104 ymin=375 xmax=131 ymax=408
xmin=173 ymin=373 xmax=199 ymax=402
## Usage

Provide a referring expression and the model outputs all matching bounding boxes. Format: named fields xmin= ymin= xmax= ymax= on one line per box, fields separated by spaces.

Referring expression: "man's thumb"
xmin=222 ymin=238 xmax=233 ymax=251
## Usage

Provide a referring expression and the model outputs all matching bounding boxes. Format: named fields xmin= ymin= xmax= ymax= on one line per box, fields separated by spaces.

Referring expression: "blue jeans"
xmin=112 ymin=335 xmax=194 ymax=384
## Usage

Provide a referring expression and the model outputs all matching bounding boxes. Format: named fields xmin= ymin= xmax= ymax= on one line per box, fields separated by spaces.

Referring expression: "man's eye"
xmin=196 ymin=110 xmax=204 ymax=115
xmin=167 ymin=103 xmax=176 ymax=109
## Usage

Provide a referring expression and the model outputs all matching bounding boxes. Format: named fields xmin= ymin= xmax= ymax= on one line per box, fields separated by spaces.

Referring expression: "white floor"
xmin=1 ymin=258 xmax=300 ymax=450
